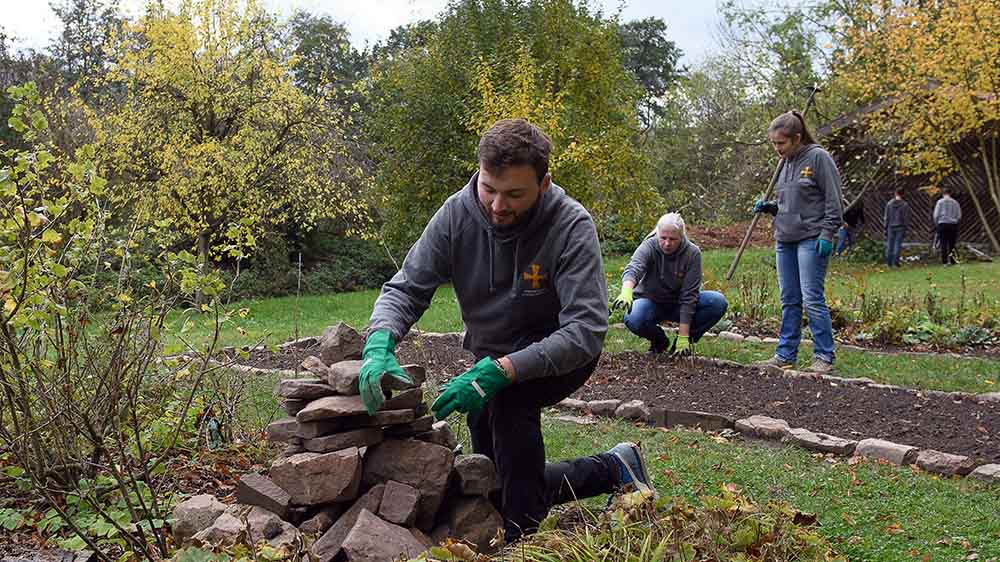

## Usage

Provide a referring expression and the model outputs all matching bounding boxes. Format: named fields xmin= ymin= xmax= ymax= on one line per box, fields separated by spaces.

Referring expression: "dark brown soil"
xmin=240 ymin=333 xmax=1000 ymax=465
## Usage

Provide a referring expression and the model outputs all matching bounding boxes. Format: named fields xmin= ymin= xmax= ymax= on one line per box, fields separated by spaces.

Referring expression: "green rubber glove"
xmin=611 ymin=286 xmax=634 ymax=314
xmin=431 ymin=357 xmax=511 ymax=420
xmin=359 ymin=329 xmax=412 ymax=415
xmin=672 ymin=335 xmax=691 ymax=357
xmin=815 ymin=238 xmax=833 ymax=258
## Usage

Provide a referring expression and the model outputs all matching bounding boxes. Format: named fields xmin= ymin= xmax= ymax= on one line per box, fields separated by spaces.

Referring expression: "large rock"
xmin=379 ymin=480 xmax=420 ymax=526
xmin=415 ymin=420 xmax=459 ymax=450
xmin=915 ymin=449 xmax=976 ymax=476
xmin=270 ymin=448 xmax=362 ymax=505
xmin=341 ymin=509 xmax=428 ymax=562
xmin=192 ymin=505 xmax=298 ymax=550
xmin=236 ymin=473 xmax=291 ymax=521
xmin=362 ymin=439 xmax=455 ymax=531
xmin=328 ymin=360 xmax=425 ymax=395
xmin=453 ymin=454 xmax=496 ymax=496
xmin=968 ymin=463 xmax=1000 ymax=484
xmin=785 ymin=428 xmax=857 ymax=456
xmin=171 ymin=494 xmax=227 ymax=546
xmin=303 ymin=428 xmax=384 ymax=453
xmin=300 ymin=355 xmax=329 ymax=376
xmin=311 ymin=484 xmax=385 ymax=562
xmin=614 ymin=400 xmax=650 ymax=421
xmin=276 ymin=378 xmax=336 ymax=400
xmin=854 ymin=438 xmax=918 ymax=466
xmin=266 ymin=418 xmax=299 ymax=443
xmin=735 ymin=415 xmax=791 ymax=440
xmin=587 ymin=399 xmax=621 ymax=416
xmin=442 ymin=496 xmax=503 ymax=553
xmin=383 ymin=388 xmax=424 ymax=410
xmin=319 ymin=323 xmax=364 ymax=365
xmin=297 ymin=410 xmax=417 ymax=438
xmin=297 ymin=395 xmax=370 ymax=422
xmin=329 ymin=360 xmax=363 ymax=395
xmin=281 ymin=399 xmax=309 ymax=416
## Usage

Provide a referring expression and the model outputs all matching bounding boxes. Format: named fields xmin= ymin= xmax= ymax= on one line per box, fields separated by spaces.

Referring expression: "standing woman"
xmin=752 ymin=111 xmax=843 ymax=373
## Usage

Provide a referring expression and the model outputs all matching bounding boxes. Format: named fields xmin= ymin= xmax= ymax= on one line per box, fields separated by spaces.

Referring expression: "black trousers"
xmin=937 ymin=223 xmax=959 ymax=264
xmin=467 ymin=358 xmax=618 ymax=542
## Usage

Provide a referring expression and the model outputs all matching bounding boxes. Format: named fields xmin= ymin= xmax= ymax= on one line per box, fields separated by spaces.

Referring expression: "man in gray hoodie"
xmin=357 ymin=119 xmax=655 ymax=543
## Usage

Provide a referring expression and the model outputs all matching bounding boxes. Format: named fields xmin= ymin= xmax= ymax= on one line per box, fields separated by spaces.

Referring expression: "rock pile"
xmin=171 ymin=323 xmax=504 ymax=561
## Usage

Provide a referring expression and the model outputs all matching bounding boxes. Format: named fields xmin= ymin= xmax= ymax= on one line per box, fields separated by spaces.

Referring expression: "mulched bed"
xmin=236 ymin=333 xmax=1000 ymax=465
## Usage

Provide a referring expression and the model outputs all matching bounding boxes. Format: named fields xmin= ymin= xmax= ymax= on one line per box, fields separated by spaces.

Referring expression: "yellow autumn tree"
xmin=837 ymin=0 xmax=1000 ymax=251
xmin=90 ymin=0 xmax=370 ymax=267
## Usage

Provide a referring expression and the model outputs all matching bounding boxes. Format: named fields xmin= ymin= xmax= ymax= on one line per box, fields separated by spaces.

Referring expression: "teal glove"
xmin=431 ymin=357 xmax=511 ymax=420
xmin=815 ymin=238 xmax=833 ymax=258
xmin=359 ymin=329 xmax=412 ymax=415
xmin=611 ymin=286 xmax=634 ymax=314
xmin=753 ymin=200 xmax=778 ymax=216
xmin=672 ymin=335 xmax=691 ymax=357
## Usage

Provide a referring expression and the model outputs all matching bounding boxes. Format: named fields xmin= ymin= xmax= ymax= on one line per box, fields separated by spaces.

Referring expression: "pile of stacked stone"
xmin=171 ymin=323 xmax=504 ymax=562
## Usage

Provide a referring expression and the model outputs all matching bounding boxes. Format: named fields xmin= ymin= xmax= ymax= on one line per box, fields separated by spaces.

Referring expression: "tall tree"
xmin=90 ymin=0 xmax=370 ymax=270
xmin=837 ymin=0 xmax=1000 ymax=251
xmin=618 ymin=17 xmax=684 ymax=128
xmin=49 ymin=0 xmax=122 ymax=98
xmin=366 ymin=0 xmax=659 ymax=249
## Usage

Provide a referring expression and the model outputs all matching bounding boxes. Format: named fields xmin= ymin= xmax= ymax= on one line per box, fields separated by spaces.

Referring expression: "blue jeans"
xmin=885 ymin=226 xmax=905 ymax=267
xmin=835 ymin=226 xmax=855 ymax=256
xmin=623 ymin=291 xmax=728 ymax=347
xmin=775 ymin=238 xmax=835 ymax=364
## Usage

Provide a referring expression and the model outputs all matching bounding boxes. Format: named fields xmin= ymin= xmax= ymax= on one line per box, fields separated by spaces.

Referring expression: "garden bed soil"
xmin=240 ymin=333 xmax=1000 ymax=465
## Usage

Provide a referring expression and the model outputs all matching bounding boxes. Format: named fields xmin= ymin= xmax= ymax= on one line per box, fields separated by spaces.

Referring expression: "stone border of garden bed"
xmin=551 ymin=356 xmax=1000 ymax=486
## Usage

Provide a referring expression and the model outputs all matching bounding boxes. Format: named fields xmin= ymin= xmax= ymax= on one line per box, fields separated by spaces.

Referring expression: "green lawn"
xmin=539 ymin=416 xmax=1000 ymax=562
xmin=166 ymin=247 xmax=1000 ymax=393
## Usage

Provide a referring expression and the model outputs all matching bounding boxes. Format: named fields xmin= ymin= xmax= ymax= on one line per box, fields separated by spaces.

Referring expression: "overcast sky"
xmin=1 ymin=0 xmax=724 ymax=65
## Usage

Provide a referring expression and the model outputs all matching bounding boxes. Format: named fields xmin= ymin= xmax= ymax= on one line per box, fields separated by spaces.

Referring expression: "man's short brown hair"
xmin=478 ymin=118 xmax=552 ymax=182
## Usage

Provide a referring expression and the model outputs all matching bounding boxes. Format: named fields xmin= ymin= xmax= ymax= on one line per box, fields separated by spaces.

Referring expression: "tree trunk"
xmin=196 ymin=231 xmax=209 ymax=305
xmin=951 ymin=149 xmax=1000 ymax=253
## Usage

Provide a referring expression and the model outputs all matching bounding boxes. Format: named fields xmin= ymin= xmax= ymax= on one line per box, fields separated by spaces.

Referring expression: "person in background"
xmin=933 ymin=188 xmax=962 ymax=265
xmin=836 ymin=197 xmax=865 ymax=256
xmin=751 ymin=110 xmax=843 ymax=374
xmin=883 ymin=188 xmax=909 ymax=267
xmin=357 ymin=118 xmax=655 ymax=544
xmin=611 ymin=212 xmax=728 ymax=357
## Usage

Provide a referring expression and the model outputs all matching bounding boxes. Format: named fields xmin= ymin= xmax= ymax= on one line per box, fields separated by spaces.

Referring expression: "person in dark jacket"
xmin=883 ymin=189 xmax=910 ymax=267
xmin=835 ymin=197 xmax=865 ymax=256
xmin=357 ymin=119 xmax=654 ymax=544
xmin=752 ymin=111 xmax=843 ymax=374
xmin=611 ymin=212 xmax=728 ymax=357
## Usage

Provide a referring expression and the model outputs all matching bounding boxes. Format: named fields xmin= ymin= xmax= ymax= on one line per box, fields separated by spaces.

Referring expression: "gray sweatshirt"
xmin=773 ymin=144 xmax=843 ymax=243
xmin=884 ymin=198 xmax=910 ymax=229
xmin=621 ymin=235 xmax=702 ymax=325
xmin=369 ymin=173 xmax=608 ymax=382
xmin=934 ymin=197 xmax=962 ymax=225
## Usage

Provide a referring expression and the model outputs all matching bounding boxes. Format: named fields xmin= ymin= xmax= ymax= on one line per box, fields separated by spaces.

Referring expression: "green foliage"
xmin=366 ymin=0 xmax=659 ymax=251
xmin=91 ymin=0 xmax=371 ymax=266
xmin=411 ymin=488 xmax=844 ymax=562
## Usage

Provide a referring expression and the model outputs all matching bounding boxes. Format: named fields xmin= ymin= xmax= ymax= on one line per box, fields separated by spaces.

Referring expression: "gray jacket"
xmin=884 ymin=198 xmax=910 ymax=229
xmin=369 ymin=173 xmax=608 ymax=381
xmin=622 ymin=236 xmax=702 ymax=325
xmin=934 ymin=197 xmax=962 ymax=225
xmin=773 ymin=144 xmax=843 ymax=243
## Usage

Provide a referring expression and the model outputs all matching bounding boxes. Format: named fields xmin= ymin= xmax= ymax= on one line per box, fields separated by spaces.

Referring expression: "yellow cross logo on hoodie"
xmin=801 ymin=166 xmax=814 ymax=179
xmin=523 ymin=264 xmax=547 ymax=289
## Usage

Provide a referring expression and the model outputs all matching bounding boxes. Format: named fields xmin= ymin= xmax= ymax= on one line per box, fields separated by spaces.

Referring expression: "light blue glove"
xmin=816 ymin=238 xmax=833 ymax=258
